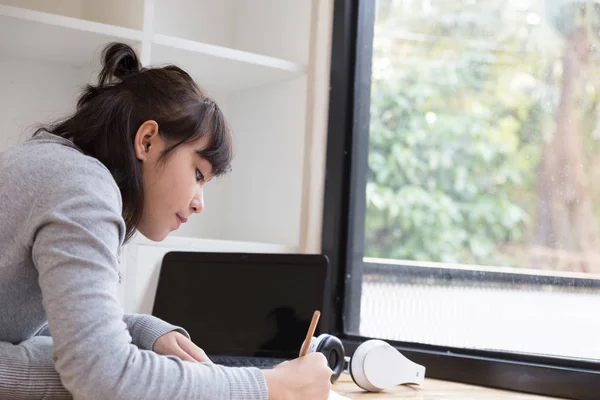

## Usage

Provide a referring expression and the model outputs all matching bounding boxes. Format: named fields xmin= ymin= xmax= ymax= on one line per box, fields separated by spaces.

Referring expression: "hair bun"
xmin=98 ymin=42 xmax=141 ymax=86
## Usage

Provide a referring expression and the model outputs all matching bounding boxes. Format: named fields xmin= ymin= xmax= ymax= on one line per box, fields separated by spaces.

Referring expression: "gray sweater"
xmin=0 ymin=132 xmax=268 ymax=399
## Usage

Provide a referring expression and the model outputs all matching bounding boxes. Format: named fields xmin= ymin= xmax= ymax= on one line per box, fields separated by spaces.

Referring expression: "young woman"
xmin=0 ymin=42 xmax=332 ymax=399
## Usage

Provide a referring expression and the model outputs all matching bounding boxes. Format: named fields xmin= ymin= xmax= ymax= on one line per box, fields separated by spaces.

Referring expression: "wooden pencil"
xmin=299 ymin=310 xmax=321 ymax=357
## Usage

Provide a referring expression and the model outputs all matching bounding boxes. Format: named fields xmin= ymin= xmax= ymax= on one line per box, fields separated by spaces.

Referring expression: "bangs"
xmin=160 ymin=97 xmax=233 ymax=177
xmin=195 ymin=101 xmax=233 ymax=177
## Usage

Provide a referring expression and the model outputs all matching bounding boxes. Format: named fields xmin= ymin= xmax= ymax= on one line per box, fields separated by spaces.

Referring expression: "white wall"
xmin=233 ymin=0 xmax=311 ymax=63
xmin=153 ymin=0 xmax=234 ymax=47
xmin=224 ymin=75 xmax=308 ymax=247
xmin=0 ymin=0 xmax=143 ymax=28
xmin=0 ymin=0 xmax=83 ymax=18
xmin=82 ymin=0 xmax=144 ymax=29
xmin=0 ymin=56 xmax=86 ymax=152
xmin=152 ymin=0 xmax=311 ymax=62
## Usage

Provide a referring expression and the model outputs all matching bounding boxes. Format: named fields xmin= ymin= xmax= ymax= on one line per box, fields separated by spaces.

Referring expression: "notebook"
xmin=329 ymin=390 xmax=351 ymax=400
xmin=152 ymin=251 xmax=329 ymax=368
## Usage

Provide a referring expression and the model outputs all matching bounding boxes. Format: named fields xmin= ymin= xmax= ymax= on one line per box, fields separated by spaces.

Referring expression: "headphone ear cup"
xmin=349 ymin=339 xmax=426 ymax=392
xmin=315 ymin=334 xmax=345 ymax=383
xmin=348 ymin=340 xmax=389 ymax=392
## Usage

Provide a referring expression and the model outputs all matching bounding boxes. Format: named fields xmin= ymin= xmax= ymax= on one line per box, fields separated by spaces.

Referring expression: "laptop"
xmin=152 ymin=251 xmax=329 ymax=368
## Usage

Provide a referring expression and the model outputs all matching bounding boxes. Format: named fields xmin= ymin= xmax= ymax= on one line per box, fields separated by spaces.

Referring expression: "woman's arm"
xmin=0 ymin=336 xmax=72 ymax=399
xmin=3 ymin=320 xmax=198 ymax=399
xmin=122 ymin=313 xmax=190 ymax=350
xmin=36 ymin=314 xmax=190 ymax=353
xmin=29 ymin=159 xmax=267 ymax=400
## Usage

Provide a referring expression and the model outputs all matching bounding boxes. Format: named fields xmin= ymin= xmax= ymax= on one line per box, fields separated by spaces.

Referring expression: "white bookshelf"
xmin=150 ymin=37 xmax=306 ymax=94
xmin=0 ymin=0 xmax=333 ymax=254
xmin=0 ymin=4 xmax=141 ymax=66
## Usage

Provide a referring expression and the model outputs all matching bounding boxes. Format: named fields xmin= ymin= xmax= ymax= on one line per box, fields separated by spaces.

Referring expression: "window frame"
xmin=320 ymin=1 xmax=600 ymax=399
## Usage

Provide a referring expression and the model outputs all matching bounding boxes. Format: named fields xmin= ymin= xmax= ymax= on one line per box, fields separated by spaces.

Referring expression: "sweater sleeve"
xmin=123 ymin=313 xmax=191 ymax=351
xmin=0 ymin=336 xmax=72 ymax=399
xmin=29 ymin=159 xmax=268 ymax=400
xmin=38 ymin=314 xmax=190 ymax=352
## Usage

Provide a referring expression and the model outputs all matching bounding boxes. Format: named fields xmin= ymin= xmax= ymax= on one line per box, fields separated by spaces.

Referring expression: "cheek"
xmin=143 ymin=152 xmax=196 ymax=218
xmin=159 ymin=163 xmax=194 ymax=208
xmin=141 ymin=183 xmax=161 ymax=222
xmin=170 ymin=172 xmax=191 ymax=198
xmin=142 ymin=169 xmax=175 ymax=219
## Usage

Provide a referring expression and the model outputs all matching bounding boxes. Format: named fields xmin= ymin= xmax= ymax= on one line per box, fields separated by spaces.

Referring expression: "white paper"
xmin=329 ymin=390 xmax=351 ymax=400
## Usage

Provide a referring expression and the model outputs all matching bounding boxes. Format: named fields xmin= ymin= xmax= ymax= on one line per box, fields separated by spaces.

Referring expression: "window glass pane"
xmin=356 ymin=0 xmax=600 ymax=360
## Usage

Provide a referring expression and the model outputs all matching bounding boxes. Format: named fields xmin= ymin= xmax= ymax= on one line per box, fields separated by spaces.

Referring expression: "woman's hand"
xmin=153 ymin=331 xmax=212 ymax=363
xmin=262 ymin=352 xmax=332 ymax=400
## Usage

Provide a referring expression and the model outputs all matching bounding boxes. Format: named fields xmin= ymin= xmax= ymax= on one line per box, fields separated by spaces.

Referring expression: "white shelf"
xmin=130 ymin=234 xmax=297 ymax=253
xmin=151 ymin=34 xmax=308 ymax=94
xmin=0 ymin=0 xmax=330 ymax=251
xmin=0 ymin=5 xmax=141 ymax=67
xmin=0 ymin=4 xmax=308 ymax=94
xmin=152 ymin=0 xmax=311 ymax=64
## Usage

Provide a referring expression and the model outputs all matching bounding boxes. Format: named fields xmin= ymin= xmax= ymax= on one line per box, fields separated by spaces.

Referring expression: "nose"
xmin=190 ymin=187 xmax=204 ymax=214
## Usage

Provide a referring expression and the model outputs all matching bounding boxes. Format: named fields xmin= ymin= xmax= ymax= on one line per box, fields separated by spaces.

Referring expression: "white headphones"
xmin=301 ymin=334 xmax=426 ymax=392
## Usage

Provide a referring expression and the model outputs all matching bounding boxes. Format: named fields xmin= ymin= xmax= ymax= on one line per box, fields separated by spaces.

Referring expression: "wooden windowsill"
xmin=332 ymin=374 xmax=565 ymax=399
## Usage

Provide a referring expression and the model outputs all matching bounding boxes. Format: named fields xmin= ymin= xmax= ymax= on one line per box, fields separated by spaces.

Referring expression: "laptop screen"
xmin=152 ymin=252 xmax=328 ymax=359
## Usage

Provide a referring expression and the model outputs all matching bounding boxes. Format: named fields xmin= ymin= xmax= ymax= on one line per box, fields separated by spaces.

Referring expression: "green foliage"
xmin=365 ymin=0 xmax=551 ymax=266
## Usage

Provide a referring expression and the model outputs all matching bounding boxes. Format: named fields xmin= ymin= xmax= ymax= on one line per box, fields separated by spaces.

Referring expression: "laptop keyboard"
xmin=210 ymin=355 xmax=289 ymax=369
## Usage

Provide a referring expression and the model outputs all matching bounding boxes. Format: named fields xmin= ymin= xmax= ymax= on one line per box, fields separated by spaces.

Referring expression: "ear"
xmin=134 ymin=120 xmax=160 ymax=162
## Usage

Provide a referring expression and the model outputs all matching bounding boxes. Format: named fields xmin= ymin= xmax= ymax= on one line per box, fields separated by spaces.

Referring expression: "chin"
xmin=152 ymin=231 xmax=170 ymax=242
xmin=139 ymin=226 xmax=169 ymax=242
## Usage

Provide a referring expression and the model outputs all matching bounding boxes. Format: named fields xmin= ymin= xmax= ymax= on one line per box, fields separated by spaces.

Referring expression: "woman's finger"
xmin=176 ymin=335 xmax=212 ymax=363
xmin=171 ymin=345 xmax=197 ymax=362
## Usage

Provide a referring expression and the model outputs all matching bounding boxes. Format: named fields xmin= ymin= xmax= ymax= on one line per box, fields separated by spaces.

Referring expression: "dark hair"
xmin=35 ymin=42 xmax=233 ymax=243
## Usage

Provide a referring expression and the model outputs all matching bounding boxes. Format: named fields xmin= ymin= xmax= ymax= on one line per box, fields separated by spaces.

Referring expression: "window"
xmin=322 ymin=1 xmax=600 ymax=398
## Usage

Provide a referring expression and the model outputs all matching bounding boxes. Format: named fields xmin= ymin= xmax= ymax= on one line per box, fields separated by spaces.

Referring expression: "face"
xmin=134 ymin=120 xmax=213 ymax=241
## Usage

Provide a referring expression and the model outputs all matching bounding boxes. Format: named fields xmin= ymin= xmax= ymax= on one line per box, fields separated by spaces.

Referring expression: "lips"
xmin=176 ymin=214 xmax=188 ymax=224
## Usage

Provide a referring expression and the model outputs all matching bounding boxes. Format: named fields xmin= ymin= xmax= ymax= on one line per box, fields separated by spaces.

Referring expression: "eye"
xmin=196 ymin=168 xmax=205 ymax=182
